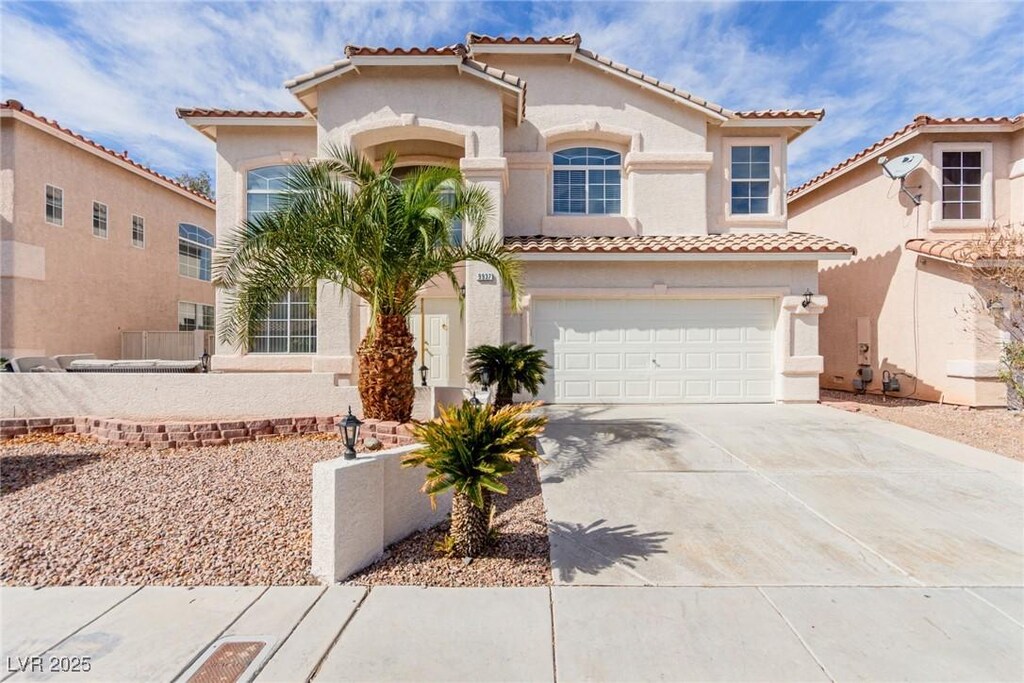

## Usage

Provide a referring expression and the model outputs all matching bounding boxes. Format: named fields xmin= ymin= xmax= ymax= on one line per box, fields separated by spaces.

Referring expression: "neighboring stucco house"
xmin=1 ymin=100 xmax=217 ymax=361
xmin=789 ymin=114 xmax=1024 ymax=407
xmin=179 ymin=33 xmax=855 ymax=404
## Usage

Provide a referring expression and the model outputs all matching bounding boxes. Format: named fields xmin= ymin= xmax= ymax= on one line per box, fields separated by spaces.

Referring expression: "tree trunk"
xmin=450 ymin=490 xmax=491 ymax=557
xmin=494 ymin=384 xmax=514 ymax=408
xmin=357 ymin=314 xmax=417 ymax=422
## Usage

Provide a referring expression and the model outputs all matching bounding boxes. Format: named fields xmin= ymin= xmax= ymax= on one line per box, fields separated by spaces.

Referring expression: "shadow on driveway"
xmin=549 ymin=518 xmax=671 ymax=583
xmin=539 ymin=420 xmax=684 ymax=482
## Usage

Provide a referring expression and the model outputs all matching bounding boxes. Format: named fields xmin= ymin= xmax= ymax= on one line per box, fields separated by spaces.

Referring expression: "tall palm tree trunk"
xmin=358 ymin=314 xmax=417 ymax=422
xmin=450 ymin=490 xmax=491 ymax=557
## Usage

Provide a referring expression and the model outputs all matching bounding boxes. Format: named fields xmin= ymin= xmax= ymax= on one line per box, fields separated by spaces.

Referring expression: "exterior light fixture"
xmin=469 ymin=391 xmax=482 ymax=406
xmin=479 ymin=368 xmax=492 ymax=389
xmin=419 ymin=364 xmax=429 ymax=387
xmin=200 ymin=351 xmax=211 ymax=373
xmin=801 ymin=289 xmax=814 ymax=308
xmin=459 ymin=285 xmax=467 ymax=297
xmin=338 ymin=406 xmax=363 ymax=460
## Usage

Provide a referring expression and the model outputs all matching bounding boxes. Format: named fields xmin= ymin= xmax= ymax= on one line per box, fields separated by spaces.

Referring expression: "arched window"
xmin=244 ymin=165 xmax=317 ymax=353
xmin=178 ymin=223 xmax=214 ymax=281
xmin=553 ymin=147 xmax=621 ymax=215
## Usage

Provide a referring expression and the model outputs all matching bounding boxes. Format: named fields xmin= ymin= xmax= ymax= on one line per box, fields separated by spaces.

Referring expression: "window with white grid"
xmin=250 ymin=288 xmax=317 ymax=354
xmin=178 ymin=223 xmax=214 ymax=281
xmin=730 ymin=145 xmax=771 ymax=215
xmin=178 ymin=301 xmax=214 ymax=331
xmin=132 ymin=215 xmax=145 ymax=248
xmin=552 ymin=147 xmax=621 ymax=215
xmin=92 ymin=202 xmax=108 ymax=238
xmin=45 ymin=185 xmax=63 ymax=226
xmin=246 ymin=165 xmax=295 ymax=220
xmin=941 ymin=151 xmax=982 ymax=220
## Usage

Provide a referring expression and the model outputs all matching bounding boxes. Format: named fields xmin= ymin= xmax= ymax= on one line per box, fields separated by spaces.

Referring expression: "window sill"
xmin=928 ymin=219 xmax=990 ymax=231
xmin=722 ymin=214 xmax=786 ymax=228
xmin=541 ymin=215 xmax=638 ymax=237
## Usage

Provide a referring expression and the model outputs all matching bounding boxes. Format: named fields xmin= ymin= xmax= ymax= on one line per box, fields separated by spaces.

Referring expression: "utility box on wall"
xmin=856 ymin=317 xmax=872 ymax=366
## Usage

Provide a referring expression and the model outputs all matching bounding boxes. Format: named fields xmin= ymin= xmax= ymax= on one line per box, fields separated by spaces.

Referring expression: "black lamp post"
xmin=469 ymin=391 xmax=482 ymax=406
xmin=200 ymin=351 xmax=211 ymax=373
xmin=801 ymin=289 xmax=814 ymax=308
xmin=419 ymin=364 xmax=429 ymax=387
xmin=338 ymin=406 xmax=362 ymax=460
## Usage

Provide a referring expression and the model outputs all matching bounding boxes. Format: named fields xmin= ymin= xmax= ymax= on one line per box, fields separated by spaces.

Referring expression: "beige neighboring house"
xmin=179 ymin=33 xmax=856 ymax=404
xmin=788 ymin=114 xmax=1024 ymax=407
xmin=1 ymin=100 xmax=216 ymax=361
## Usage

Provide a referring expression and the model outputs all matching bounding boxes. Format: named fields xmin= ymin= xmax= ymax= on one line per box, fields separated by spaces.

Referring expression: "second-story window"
xmin=730 ymin=145 xmax=770 ymax=215
xmin=178 ymin=301 xmax=214 ymax=331
xmin=92 ymin=201 xmax=108 ymax=238
xmin=247 ymin=164 xmax=294 ymax=219
xmin=132 ymin=215 xmax=145 ymax=248
xmin=941 ymin=151 xmax=982 ymax=220
xmin=178 ymin=223 xmax=214 ymax=281
xmin=553 ymin=147 xmax=621 ymax=215
xmin=45 ymin=185 xmax=63 ymax=226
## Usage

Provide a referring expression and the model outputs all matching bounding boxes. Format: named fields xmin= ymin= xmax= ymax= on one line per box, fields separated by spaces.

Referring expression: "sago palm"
xmin=467 ymin=343 xmax=550 ymax=407
xmin=403 ymin=401 xmax=547 ymax=557
xmin=215 ymin=144 xmax=522 ymax=422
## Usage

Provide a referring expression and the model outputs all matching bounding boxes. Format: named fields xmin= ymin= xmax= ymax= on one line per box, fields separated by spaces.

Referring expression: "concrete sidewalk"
xmin=3 ymin=584 xmax=1022 ymax=682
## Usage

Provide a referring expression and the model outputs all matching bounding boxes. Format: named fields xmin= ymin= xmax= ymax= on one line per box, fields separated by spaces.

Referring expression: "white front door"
xmin=532 ymin=298 xmax=775 ymax=403
xmin=409 ymin=313 xmax=450 ymax=386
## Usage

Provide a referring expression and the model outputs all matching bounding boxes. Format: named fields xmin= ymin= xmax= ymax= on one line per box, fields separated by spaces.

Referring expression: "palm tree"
xmin=403 ymin=401 xmax=546 ymax=557
xmin=215 ymin=145 xmax=522 ymax=422
xmin=467 ymin=343 xmax=550 ymax=407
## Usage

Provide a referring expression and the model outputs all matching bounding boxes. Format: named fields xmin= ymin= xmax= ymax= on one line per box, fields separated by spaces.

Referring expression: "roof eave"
xmin=513 ymin=251 xmax=854 ymax=261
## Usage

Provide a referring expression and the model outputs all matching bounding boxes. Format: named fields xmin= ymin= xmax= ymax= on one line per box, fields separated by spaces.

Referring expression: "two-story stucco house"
xmin=179 ymin=33 xmax=854 ymax=404
xmin=789 ymin=114 xmax=1024 ymax=407
xmin=1 ymin=100 xmax=216 ymax=361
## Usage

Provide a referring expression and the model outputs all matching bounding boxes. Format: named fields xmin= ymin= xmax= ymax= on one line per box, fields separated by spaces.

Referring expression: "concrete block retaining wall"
xmin=312 ymin=444 xmax=450 ymax=583
xmin=0 ymin=415 xmax=416 ymax=450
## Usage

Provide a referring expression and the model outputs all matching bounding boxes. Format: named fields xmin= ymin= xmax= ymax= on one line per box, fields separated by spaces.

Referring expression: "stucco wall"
xmin=789 ymin=129 xmax=1020 ymax=406
xmin=1 ymin=116 xmax=215 ymax=359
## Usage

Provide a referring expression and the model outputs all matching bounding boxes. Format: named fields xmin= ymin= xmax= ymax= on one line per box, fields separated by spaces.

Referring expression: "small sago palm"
xmin=215 ymin=145 xmax=522 ymax=422
xmin=403 ymin=401 xmax=547 ymax=557
xmin=467 ymin=343 xmax=551 ymax=407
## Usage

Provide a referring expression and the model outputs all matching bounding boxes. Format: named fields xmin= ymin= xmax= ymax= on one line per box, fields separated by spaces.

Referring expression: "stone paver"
xmin=313 ymin=586 xmax=554 ymax=682
xmin=968 ymin=587 xmax=1024 ymax=626
xmin=762 ymin=587 xmax=1024 ymax=682
xmin=552 ymin=586 xmax=827 ymax=682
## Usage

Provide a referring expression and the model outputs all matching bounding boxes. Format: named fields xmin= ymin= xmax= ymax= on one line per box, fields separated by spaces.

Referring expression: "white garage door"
xmin=533 ymin=298 xmax=775 ymax=403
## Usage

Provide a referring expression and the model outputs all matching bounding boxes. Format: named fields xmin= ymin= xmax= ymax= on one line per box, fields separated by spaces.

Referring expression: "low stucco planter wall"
xmin=312 ymin=444 xmax=451 ymax=583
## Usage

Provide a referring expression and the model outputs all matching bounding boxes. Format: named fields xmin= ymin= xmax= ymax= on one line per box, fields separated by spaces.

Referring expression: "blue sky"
xmin=2 ymin=1 xmax=1021 ymax=188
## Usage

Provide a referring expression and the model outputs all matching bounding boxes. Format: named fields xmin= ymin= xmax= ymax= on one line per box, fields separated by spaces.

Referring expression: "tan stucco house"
xmin=179 ymin=33 xmax=855 ymax=404
xmin=1 ymin=100 xmax=216 ymax=361
xmin=789 ymin=114 xmax=1024 ymax=407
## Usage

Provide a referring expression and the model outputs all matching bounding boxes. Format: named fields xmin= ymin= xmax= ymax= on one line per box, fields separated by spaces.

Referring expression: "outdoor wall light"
xmin=200 ymin=351 xmax=211 ymax=373
xmin=802 ymin=289 xmax=814 ymax=308
xmin=419 ymin=364 xmax=429 ymax=387
xmin=469 ymin=391 xmax=482 ymax=406
xmin=338 ymin=406 xmax=363 ymax=460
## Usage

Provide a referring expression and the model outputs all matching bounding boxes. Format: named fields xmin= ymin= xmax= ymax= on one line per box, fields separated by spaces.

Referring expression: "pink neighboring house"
xmin=179 ymin=33 xmax=856 ymax=404
xmin=0 ymin=101 xmax=216 ymax=361
xmin=788 ymin=114 xmax=1024 ymax=407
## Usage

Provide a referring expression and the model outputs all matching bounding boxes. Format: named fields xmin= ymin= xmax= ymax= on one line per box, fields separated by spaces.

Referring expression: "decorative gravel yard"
xmin=1 ymin=433 xmax=551 ymax=587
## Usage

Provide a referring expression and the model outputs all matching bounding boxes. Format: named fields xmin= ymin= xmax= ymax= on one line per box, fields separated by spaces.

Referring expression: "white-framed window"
xmin=730 ymin=145 xmax=771 ymax=215
xmin=92 ymin=201 xmax=108 ymax=238
xmin=45 ymin=185 xmax=63 ymax=226
xmin=131 ymin=215 xmax=145 ymax=248
xmin=931 ymin=142 xmax=992 ymax=227
xmin=246 ymin=164 xmax=295 ymax=220
xmin=250 ymin=288 xmax=317 ymax=354
xmin=552 ymin=147 xmax=622 ymax=215
xmin=178 ymin=301 xmax=214 ymax=331
xmin=178 ymin=223 xmax=214 ymax=281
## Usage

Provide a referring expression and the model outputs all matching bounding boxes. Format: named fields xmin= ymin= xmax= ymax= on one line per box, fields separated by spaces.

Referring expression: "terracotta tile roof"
xmin=2 ymin=99 xmax=214 ymax=205
xmin=175 ymin=108 xmax=308 ymax=119
xmin=735 ymin=109 xmax=825 ymax=121
xmin=789 ymin=114 xmax=1024 ymax=200
xmin=344 ymin=44 xmax=467 ymax=58
xmin=906 ymin=238 xmax=1024 ymax=264
xmin=465 ymin=33 xmax=582 ymax=46
xmin=505 ymin=232 xmax=856 ymax=255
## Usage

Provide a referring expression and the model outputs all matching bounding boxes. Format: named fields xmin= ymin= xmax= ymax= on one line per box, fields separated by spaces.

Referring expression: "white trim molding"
xmin=722 ymin=136 xmax=786 ymax=224
xmin=624 ymin=152 xmax=713 ymax=174
xmin=929 ymin=141 xmax=994 ymax=230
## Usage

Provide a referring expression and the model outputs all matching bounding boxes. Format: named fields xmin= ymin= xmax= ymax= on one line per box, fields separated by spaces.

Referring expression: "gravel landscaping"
xmin=821 ymin=389 xmax=1024 ymax=461
xmin=1 ymin=433 xmax=344 ymax=586
xmin=346 ymin=459 xmax=551 ymax=587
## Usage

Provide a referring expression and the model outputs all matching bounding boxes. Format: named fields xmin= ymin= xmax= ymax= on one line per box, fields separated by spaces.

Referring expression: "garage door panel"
xmin=535 ymin=298 xmax=775 ymax=404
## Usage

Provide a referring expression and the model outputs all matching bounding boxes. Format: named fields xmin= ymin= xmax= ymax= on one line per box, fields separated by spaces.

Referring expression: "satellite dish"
xmin=877 ymin=153 xmax=924 ymax=205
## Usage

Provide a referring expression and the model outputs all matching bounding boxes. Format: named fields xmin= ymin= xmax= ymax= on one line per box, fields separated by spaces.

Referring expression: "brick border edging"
xmin=0 ymin=416 xmax=415 ymax=450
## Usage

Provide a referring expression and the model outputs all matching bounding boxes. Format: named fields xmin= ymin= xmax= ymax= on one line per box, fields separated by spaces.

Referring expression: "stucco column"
xmin=313 ymin=281 xmax=357 ymax=377
xmin=460 ymin=158 xmax=508 ymax=355
xmin=778 ymin=294 xmax=828 ymax=402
